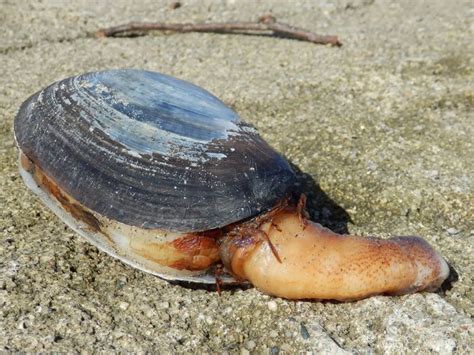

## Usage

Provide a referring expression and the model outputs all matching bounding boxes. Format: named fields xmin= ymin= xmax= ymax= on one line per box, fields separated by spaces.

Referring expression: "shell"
xmin=14 ymin=69 xmax=296 ymax=282
xmin=14 ymin=69 xmax=295 ymax=232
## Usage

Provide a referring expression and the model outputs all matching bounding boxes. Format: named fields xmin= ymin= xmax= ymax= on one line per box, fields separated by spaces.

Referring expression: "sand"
xmin=1 ymin=0 xmax=472 ymax=352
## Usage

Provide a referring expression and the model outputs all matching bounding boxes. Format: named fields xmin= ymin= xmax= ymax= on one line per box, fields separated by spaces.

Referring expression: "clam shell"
xmin=14 ymin=69 xmax=296 ymax=282
xmin=14 ymin=69 xmax=295 ymax=232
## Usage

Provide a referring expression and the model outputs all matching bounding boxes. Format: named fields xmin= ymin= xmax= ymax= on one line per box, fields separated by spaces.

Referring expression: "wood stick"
xmin=96 ymin=15 xmax=341 ymax=46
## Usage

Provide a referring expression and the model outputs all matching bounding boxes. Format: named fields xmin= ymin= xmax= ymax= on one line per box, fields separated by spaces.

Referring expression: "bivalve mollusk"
xmin=14 ymin=69 xmax=449 ymax=300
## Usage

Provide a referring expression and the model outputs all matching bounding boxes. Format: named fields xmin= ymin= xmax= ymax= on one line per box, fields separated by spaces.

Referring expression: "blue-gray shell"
xmin=14 ymin=69 xmax=296 ymax=232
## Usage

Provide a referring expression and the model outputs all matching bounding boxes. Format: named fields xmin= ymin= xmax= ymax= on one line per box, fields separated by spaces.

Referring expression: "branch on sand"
xmin=96 ymin=15 xmax=341 ymax=47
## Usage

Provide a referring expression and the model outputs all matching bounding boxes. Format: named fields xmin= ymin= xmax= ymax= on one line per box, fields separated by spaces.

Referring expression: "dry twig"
xmin=96 ymin=15 xmax=341 ymax=46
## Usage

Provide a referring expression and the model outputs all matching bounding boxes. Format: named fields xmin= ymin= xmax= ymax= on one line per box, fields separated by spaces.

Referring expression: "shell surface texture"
xmin=14 ymin=69 xmax=449 ymax=300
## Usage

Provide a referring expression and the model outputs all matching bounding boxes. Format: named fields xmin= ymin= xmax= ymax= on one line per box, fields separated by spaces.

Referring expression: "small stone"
xmin=267 ymin=300 xmax=278 ymax=311
xmin=115 ymin=276 xmax=128 ymax=289
xmin=17 ymin=320 xmax=26 ymax=330
xmin=270 ymin=346 xmax=280 ymax=355
xmin=240 ymin=347 xmax=250 ymax=355
xmin=39 ymin=255 xmax=54 ymax=263
xmin=169 ymin=1 xmax=181 ymax=9
xmin=144 ymin=306 xmax=155 ymax=318
xmin=280 ymin=344 xmax=292 ymax=352
xmin=112 ymin=330 xmax=125 ymax=338
xmin=118 ymin=301 xmax=129 ymax=310
xmin=446 ymin=228 xmax=459 ymax=235
xmin=300 ymin=323 xmax=310 ymax=339
xmin=245 ymin=340 xmax=256 ymax=350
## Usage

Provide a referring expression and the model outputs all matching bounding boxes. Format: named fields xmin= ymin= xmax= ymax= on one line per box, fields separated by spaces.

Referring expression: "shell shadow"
xmin=169 ymin=278 xmax=250 ymax=293
xmin=289 ymin=162 xmax=351 ymax=234
xmin=440 ymin=263 xmax=458 ymax=293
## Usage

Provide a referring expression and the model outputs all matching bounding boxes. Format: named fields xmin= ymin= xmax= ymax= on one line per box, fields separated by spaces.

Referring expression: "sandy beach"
xmin=1 ymin=0 xmax=472 ymax=352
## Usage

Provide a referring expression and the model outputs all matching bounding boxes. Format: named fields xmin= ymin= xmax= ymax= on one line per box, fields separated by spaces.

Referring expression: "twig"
xmin=95 ymin=15 xmax=341 ymax=46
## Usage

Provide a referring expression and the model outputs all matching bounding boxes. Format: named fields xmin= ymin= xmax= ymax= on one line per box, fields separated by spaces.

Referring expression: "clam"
xmin=14 ymin=69 xmax=449 ymax=301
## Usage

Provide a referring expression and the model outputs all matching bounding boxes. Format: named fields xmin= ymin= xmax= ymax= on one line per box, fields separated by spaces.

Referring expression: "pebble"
xmin=300 ymin=323 xmax=310 ymax=339
xmin=118 ymin=301 xmax=129 ymax=310
xmin=267 ymin=301 xmax=278 ymax=311
xmin=245 ymin=340 xmax=256 ymax=350
xmin=280 ymin=344 xmax=292 ymax=352
xmin=446 ymin=228 xmax=460 ymax=235
xmin=270 ymin=346 xmax=280 ymax=355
